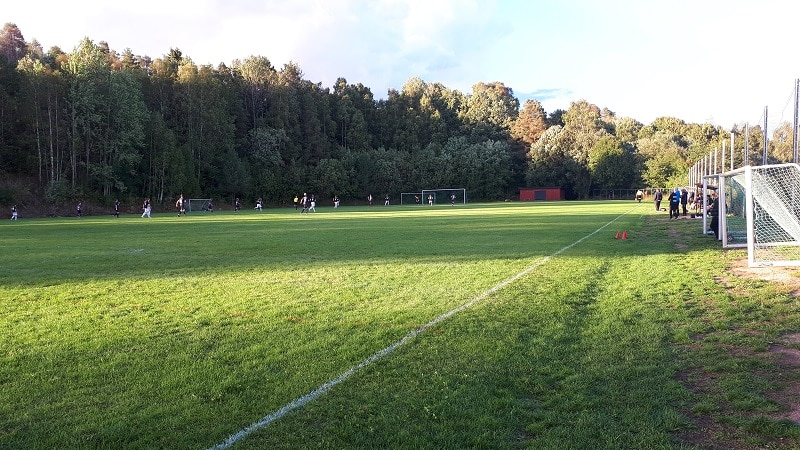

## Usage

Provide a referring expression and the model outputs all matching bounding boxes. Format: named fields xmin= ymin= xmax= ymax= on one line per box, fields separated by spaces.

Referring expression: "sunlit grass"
xmin=2 ymin=201 xmax=799 ymax=449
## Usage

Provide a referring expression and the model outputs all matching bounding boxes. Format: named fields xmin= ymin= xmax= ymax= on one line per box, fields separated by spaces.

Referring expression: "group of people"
xmin=650 ymin=186 xmax=720 ymax=239
xmin=11 ymin=192 xmax=460 ymax=220
xmin=651 ymin=187 xmax=694 ymax=219
xmin=298 ymin=193 xmax=316 ymax=214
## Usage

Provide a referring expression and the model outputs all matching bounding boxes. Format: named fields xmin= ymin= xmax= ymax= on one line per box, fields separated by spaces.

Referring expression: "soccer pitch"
xmin=2 ymin=201 xmax=799 ymax=449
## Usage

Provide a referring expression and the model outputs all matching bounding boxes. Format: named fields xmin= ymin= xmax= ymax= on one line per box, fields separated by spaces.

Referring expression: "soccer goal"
xmin=713 ymin=164 xmax=800 ymax=267
xmin=421 ymin=188 xmax=467 ymax=205
xmin=186 ymin=198 xmax=212 ymax=212
xmin=400 ymin=192 xmax=423 ymax=205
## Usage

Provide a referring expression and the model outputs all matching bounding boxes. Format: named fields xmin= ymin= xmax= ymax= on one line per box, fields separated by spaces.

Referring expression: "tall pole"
xmin=794 ymin=78 xmax=799 ymax=163
xmin=763 ymin=106 xmax=768 ymax=165
xmin=744 ymin=122 xmax=749 ymax=166
xmin=730 ymin=130 xmax=735 ymax=170
xmin=722 ymin=142 xmax=726 ymax=174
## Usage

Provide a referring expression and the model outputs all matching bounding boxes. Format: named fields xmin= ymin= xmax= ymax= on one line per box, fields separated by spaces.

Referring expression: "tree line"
xmin=0 ymin=23 xmax=784 ymax=211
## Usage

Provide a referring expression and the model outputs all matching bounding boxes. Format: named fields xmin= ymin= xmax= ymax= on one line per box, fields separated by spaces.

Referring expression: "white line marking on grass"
xmin=208 ymin=209 xmax=633 ymax=450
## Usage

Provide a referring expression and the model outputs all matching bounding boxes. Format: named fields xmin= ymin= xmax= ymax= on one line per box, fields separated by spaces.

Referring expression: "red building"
xmin=519 ymin=187 xmax=564 ymax=201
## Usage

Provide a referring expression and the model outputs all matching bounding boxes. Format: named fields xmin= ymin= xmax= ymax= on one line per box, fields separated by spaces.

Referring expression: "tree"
xmin=100 ymin=68 xmax=147 ymax=196
xmin=770 ymin=121 xmax=793 ymax=163
xmin=588 ymin=136 xmax=638 ymax=189
xmin=615 ymin=117 xmax=643 ymax=143
xmin=64 ymin=37 xmax=110 ymax=188
xmin=0 ymin=23 xmax=27 ymax=66
xmin=526 ymin=126 xmax=585 ymax=199
xmin=510 ymin=99 xmax=547 ymax=147
xmin=462 ymin=82 xmax=519 ymax=140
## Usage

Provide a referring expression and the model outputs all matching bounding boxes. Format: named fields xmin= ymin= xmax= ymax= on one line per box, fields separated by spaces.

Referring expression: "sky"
xmin=5 ymin=0 xmax=798 ymax=131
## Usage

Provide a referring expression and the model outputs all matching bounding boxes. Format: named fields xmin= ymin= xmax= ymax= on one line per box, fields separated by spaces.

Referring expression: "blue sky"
xmin=6 ymin=0 xmax=798 ymax=131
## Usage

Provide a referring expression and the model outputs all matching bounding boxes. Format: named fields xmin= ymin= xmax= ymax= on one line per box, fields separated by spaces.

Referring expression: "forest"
xmin=0 ymin=22 xmax=790 ymax=214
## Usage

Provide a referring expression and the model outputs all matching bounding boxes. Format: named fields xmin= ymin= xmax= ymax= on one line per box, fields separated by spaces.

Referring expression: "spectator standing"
xmin=708 ymin=191 xmax=720 ymax=239
xmin=680 ymin=188 xmax=689 ymax=216
xmin=668 ymin=187 xmax=681 ymax=219
xmin=654 ymin=189 xmax=663 ymax=211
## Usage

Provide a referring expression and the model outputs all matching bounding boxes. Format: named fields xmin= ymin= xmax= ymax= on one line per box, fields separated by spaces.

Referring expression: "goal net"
xmin=420 ymin=188 xmax=467 ymax=205
xmin=400 ymin=192 xmax=423 ymax=205
xmin=186 ymin=198 xmax=212 ymax=212
xmin=714 ymin=164 xmax=800 ymax=266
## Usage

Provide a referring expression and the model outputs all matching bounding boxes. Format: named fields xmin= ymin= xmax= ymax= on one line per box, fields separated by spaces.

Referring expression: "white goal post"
xmin=710 ymin=164 xmax=800 ymax=267
xmin=420 ymin=188 xmax=467 ymax=205
xmin=186 ymin=198 xmax=212 ymax=212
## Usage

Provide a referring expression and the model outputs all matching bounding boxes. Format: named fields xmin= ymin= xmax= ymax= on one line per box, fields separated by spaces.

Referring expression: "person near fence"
xmin=707 ymin=191 xmax=720 ymax=239
xmin=654 ymin=189 xmax=663 ymax=211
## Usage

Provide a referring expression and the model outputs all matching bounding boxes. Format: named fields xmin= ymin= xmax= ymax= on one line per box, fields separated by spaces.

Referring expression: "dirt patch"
xmin=724 ymin=258 xmax=800 ymax=296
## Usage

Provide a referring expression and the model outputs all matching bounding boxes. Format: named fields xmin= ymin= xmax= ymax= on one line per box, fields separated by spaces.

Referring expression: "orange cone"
xmin=622 ymin=230 xmax=628 ymax=240
xmin=615 ymin=231 xmax=620 ymax=239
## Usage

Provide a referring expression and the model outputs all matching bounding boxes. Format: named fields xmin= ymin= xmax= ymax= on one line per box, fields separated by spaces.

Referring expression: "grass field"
xmin=2 ymin=201 xmax=800 ymax=449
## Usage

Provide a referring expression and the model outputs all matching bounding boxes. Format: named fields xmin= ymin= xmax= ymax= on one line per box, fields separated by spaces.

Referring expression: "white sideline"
xmin=208 ymin=209 xmax=632 ymax=450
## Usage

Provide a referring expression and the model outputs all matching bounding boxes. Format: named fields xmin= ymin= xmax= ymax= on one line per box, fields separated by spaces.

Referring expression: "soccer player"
xmin=76 ymin=202 xmax=82 ymax=218
xmin=114 ymin=199 xmax=120 ymax=218
xmin=176 ymin=194 xmax=186 ymax=217
xmin=428 ymin=194 xmax=434 ymax=206
xmin=300 ymin=193 xmax=309 ymax=214
xmin=450 ymin=193 xmax=456 ymax=206
xmin=384 ymin=194 xmax=389 ymax=206
xmin=235 ymin=198 xmax=241 ymax=212
xmin=255 ymin=198 xmax=263 ymax=212
xmin=11 ymin=205 xmax=18 ymax=220
xmin=141 ymin=198 xmax=151 ymax=218
xmin=309 ymin=195 xmax=316 ymax=212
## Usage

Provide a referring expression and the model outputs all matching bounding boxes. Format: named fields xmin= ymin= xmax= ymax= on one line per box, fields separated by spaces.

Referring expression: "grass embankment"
xmin=1 ymin=202 xmax=798 ymax=449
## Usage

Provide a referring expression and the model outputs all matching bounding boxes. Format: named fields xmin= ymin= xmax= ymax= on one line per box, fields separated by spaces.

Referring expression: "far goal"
xmin=421 ymin=188 xmax=467 ymax=205
xmin=186 ymin=198 xmax=212 ymax=212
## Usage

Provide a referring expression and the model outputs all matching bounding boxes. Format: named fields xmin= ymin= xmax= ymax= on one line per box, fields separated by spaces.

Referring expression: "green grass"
xmin=1 ymin=201 xmax=799 ymax=449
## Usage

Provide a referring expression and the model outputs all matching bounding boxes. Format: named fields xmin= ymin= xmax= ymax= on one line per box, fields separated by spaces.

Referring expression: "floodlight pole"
xmin=744 ymin=123 xmax=750 ymax=165
xmin=763 ymin=106 xmax=768 ymax=165
xmin=794 ymin=78 xmax=799 ymax=163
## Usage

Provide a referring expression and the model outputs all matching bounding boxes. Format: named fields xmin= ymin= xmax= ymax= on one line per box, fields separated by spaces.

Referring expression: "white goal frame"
xmin=420 ymin=188 xmax=467 ymax=205
xmin=186 ymin=198 xmax=212 ymax=212
xmin=710 ymin=164 xmax=800 ymax=267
